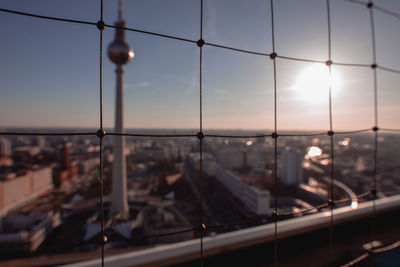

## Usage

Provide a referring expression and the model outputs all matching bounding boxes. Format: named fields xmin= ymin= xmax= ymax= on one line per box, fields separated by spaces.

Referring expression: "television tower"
xmin=108 ymin=0 xmax=134 ymax=217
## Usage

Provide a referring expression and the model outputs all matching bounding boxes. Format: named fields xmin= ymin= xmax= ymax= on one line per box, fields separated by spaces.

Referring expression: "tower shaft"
xmin=110 ymin=65 xmax=129 ymax=216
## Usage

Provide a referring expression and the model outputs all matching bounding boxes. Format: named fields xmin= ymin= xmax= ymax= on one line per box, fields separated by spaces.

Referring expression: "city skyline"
xmin=0 ymin=0 xmax=399 ymax=131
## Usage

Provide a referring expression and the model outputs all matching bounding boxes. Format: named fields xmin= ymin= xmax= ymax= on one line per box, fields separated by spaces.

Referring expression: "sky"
xmin=0 ymin=0 xmax=399 ymax=131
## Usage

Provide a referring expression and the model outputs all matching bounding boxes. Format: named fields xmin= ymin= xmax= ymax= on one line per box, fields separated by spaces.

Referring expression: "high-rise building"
xmin=60 ymin=142 xmax=71 ymax=170
xmin=281 ymin=149 xmax=303 ymax=186
xmin=0 ymin=137 xmax=12 ymax=157
xmin=36 ymin=136 xmax=46 ymax=149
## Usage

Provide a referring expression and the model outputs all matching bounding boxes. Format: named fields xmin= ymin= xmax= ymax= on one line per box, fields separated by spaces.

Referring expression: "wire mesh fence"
xmin=0 ymin=0 xmax=400 ymax=266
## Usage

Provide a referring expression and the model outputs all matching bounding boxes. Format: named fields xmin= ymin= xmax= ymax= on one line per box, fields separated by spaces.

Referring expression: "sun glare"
xmin=293 ymin=64 xmax=342 ymax=104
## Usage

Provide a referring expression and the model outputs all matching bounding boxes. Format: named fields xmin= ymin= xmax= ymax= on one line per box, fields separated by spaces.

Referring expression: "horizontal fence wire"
xmin=205 ymin=42 xmax=270 ymax=56
xmin=81 ymin=227 xmax=197 ymax=247
xmin=332 ymin=62 xmax=371 ymax=67
xmin=276 ymin=203 xmax=329 ymax=217
xmin=141 ymin=227 xmax=197 ymax=239
xmin=373 ymin=5 xmax=400 ymax=20
xmin=0 ymin=127 xmax=400 ymax=139
xmin=334 ymin=128 xmax=373 ymax=134
xmin=2 ymin=127 xmax=393 ymax=138
xmin=345 ymin=0 xmax=400 ymax=20
xmin=0 ymin=8 xmax=196 ymax=44
xmin=333 ymin=191 xmax=372 ymax=205
xmin=279 ymin=132 xmax=329 ymax=137
xmin=380 ymin=128 xmax=400 ymax=132
xmin=107 ymin=132 xmax=197 ymax=138
xmin=0 ymin=131 xmax=96 ymax=136
xmin=204 ymin=133 xmax=272 ymax=138
xmin=276 ymin=55 xmax=326 ymax=64
xmin=278 ymin=191 xmax=372 ymax=217
xmin=377 ymin=66 xmax=400 ymax=74
xmin=107 ymin=23 xmax=196 ymax=44
xmin=0 ymin=7 xmax=96 ymax=25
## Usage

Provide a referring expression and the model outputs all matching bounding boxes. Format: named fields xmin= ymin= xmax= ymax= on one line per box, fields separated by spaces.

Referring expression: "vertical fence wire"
xmin=368 ymin=0 xmax=378 ymax=247
xmin=269 ymin=0 xmax=279 ymax=266
xmin=98 ymin=1 xmax=105 ymax=266
xmin=325 ymin=0 xmax=335 ymax=261
xmin=199 ymin=1 xmax=205 ymax=266
xmin=99 ymin=135 xmax=105 ymax=267
xmin=199 ymin=137 xmax=204 ymax=267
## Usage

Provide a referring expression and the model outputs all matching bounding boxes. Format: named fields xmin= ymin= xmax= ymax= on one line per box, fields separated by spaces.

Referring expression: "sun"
xmin=292 ymin=64 xmax=342 ymax=105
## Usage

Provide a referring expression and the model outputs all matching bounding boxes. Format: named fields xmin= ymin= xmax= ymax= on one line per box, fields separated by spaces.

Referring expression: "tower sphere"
xmin=108 ymin=39 xmax=134 ymax=65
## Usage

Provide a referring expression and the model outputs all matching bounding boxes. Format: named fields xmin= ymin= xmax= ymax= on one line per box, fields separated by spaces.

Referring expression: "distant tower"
xmin=108 ymin=0 xmax=134 ymax=217
xmin=60 ymin=142 xmax=71 ymax=170
xmin=36 ymin=136 xmax=46 ymax=149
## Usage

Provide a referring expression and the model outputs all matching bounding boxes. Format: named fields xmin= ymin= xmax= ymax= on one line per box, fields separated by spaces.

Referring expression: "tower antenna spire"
xmin=118 ymin=0 xmax=123 ymax=20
